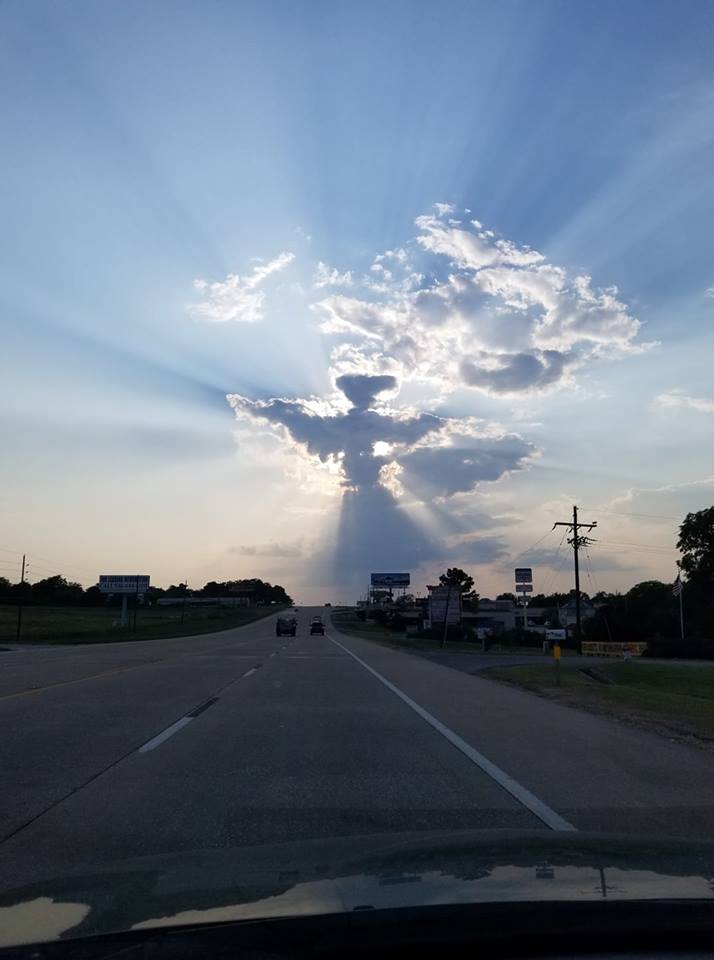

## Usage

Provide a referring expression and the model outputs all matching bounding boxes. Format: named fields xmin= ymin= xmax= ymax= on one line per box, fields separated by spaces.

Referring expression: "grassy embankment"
xmin=487 ymin=660 xmax=714 ymax=742
xmin=0 ymin=603 xmax=284 ymax=645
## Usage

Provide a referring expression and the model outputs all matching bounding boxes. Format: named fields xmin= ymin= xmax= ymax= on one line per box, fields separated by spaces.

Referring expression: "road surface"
xmin=1 ymin=607 xmax=713 ymax=893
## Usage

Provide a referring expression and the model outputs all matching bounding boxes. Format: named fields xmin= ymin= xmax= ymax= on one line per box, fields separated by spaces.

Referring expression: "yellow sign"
xmin=554 ymin=644 xmax=561 ymax=661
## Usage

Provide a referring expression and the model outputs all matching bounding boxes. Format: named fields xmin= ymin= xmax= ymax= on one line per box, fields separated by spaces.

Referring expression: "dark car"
xmin=310 ymin=617 xmax=325 ymax=635
xmin=276 ymin=616 xmax=296 ymax=637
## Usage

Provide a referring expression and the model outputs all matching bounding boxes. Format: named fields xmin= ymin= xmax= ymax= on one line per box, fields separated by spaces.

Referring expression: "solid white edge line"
xmin=138 ymin=716 xmax=193 ymax=753
xmin=326 ymin=632 xmax=577 ymax=833
xmin=242 ymin=667 xmax=258 ymax=677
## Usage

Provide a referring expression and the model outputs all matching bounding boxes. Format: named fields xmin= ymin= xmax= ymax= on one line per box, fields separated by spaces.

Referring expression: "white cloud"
xmin=189 ymin=251 xmax=294 ymax=323
xmin=313 ymin=261 xmax=353 ymax=289
xmin=309 ymin=206 xmax=646 ymax=397
xmin=705 ymin=286 xmax=714 ymax=298
xmin=655 ymin=390 xmax=714 ymax=413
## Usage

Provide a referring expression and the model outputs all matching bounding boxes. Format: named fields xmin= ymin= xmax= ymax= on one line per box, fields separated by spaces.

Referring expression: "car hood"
xmin=2 ymin=829 xmax=714 ymax=947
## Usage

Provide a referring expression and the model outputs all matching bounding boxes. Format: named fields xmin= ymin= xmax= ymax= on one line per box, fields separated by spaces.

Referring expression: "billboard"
xmin=515 ymin=567 xmax=533 ymax=584
xmin=428 ymin=586 xmax=462 ymax=625
xmin=99 ymin=575 xmax=150 ymax=595
xmin=370 ymin=573 xmax=410 ymax=587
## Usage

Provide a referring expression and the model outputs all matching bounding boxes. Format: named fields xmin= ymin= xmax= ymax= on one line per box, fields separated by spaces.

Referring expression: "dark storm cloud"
xmin=334 ymin=373 xmax=397 ymax=409
xmin=399 ymin=436 xmax=533 ymax=499
xmin=459 ymin=350 xmax=570 ymax=394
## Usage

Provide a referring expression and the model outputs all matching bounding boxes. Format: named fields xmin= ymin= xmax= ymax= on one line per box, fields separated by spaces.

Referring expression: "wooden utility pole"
xmin=16 ymin=554 xmax=26 ymax=643
xmin=553 ymin=506 xmax=597 ymax=653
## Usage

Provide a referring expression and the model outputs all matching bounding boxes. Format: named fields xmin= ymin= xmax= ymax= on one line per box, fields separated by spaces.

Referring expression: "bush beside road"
xmin=0 ymin=603 xmax=284 ymax=645
xmin=486 ymin=661 xmax=714 ymax=745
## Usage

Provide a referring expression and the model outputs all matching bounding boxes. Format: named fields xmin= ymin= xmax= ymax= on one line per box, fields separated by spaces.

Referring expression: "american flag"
xmin=672 ymin=574 xmax=683 ymax=597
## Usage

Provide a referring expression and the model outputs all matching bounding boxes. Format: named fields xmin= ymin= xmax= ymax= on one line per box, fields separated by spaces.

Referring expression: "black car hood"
xmin=2 ymin=829 xmax=714 ymax=947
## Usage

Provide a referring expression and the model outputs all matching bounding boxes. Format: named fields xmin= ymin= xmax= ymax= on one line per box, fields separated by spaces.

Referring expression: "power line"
xmin=580 ymin=508 xmax=679 ymax=522
xmin=596 ymin=539 xmax=675 ymax=553
xmin=537 ymin=529 xmax=569 ymax=597
xmin=583 ymin=545 xmax=600 ymax=596
xmin=508 ymin=528 xmax=556 ymax=565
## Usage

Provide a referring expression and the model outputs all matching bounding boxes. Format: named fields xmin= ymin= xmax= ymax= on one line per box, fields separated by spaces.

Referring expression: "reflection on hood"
xmin=1 ymin=830 xmax=714 ymax=947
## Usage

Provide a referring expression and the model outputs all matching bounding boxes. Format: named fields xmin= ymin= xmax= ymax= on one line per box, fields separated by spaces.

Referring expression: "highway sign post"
xmin=99 ymin=575 xmax=150 ymax=627
xmin=514 ymin=567 xmax=533 ymax=605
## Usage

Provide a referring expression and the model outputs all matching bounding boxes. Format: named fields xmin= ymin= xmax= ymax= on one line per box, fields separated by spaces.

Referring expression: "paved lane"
xmin=328 ymin=622 xmax=714 ymax=838
xmin=1 ymin=607 xmax=713 ymax=895
xmin=0 ymin=609 xmax=540 ymax=890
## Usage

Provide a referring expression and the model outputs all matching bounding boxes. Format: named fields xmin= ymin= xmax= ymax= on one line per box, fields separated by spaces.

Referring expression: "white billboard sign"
xmin=99 ymin=575 xmax=150 ymax=595
xmin=546 ymin=628 xmax=566 ymax=641
xmin=515 ymin=567 xmax=533 ymax=584
xmin=428 ymin=586 xmax=462 ymax=625
xmin=371 ymin=573 xmax=410 ymax=587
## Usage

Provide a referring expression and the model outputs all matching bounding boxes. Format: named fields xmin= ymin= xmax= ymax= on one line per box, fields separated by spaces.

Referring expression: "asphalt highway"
xmin=1 ymin=607 xmax=713 ymax=893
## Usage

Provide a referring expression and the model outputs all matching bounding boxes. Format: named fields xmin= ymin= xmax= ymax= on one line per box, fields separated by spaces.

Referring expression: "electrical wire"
xmin=595 ymin=539 xmax=675 ymax=553
xmin=583 ymin=545 xmax=600 ymax=596
xmin=508 ymin=527 xmax=557 ymax=565
xmin=579 ymin=508 xmax=679 ymax=522
xmin=536 ymin=529 xmax=569 ymax=597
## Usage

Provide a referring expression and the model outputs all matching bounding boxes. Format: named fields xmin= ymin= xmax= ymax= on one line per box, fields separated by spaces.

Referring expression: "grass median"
xmin=487 ymin=660 xmax=714 ymax=744
xmin=0 ymin=604 xmax=283 ymax=645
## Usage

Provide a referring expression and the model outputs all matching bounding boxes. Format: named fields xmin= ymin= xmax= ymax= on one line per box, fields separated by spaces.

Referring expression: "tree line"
xmin=0 ymin=575 xmax=293 ymax=607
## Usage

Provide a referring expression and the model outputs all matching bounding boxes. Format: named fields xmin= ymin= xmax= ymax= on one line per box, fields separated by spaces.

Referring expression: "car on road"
xmin=276 ymin=616 xmax=297 ymax=637
xmin=310 ymin=616 xmax=325 ymax=635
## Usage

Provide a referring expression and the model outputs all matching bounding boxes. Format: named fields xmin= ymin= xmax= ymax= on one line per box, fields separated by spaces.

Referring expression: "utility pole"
xmin=181 ymin=580 xmax=188 ymax=624
xmin=441 ymin=586 xmax=452 ymax=649
xmin=133 ymin=574 xmax=139 ymax=633
xmin=16 ymin=554 xmax=26 ymax=643
xmin=553 ymin=505 xmax=597 ymax=653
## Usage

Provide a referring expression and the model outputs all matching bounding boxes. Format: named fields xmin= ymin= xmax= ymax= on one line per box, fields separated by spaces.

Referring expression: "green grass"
xmin=487 ymin=661 xmax=714 ymax=741
xmin=0 ymin=603 xmax=283 ymax=645
xmin=330 ymin=611 xmax=572 ymax=656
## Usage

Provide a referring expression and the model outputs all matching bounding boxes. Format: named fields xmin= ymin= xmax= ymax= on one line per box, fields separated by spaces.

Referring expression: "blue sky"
xmin=1 ymin=0 xmax=713 ymax=600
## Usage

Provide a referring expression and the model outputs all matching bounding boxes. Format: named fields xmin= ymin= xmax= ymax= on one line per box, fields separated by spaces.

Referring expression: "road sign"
xmin=99 ymin=575 xmax=150 ymax=595
xmin=515 ymin=567 xmax=533 ymax=584
xmin=370 ymin=573 xmax=410 ymax=587
xmin=516 ymin=584 xmax=533 ymax=593
xmin=546 ymin=628 xmax=566 ymax=641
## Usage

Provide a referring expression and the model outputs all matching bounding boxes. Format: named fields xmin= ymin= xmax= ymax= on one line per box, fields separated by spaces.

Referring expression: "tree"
xmin=30 ymin=575 xmax=83 ymax=605
xmin=394 ymin=593 xmax=415 ymax=607
xmin=583 ymin=580 xmax=678 ymax=645
xmin=439 ymin=567 xmax=473 ymax=593
xmin=496 ymin=592 xmax=516 ymax=601
xmin=198 ymin=578 xmax=292 ymax=606
xmin=438 ymin=567 xmax=479 ymax=608
xmin=678 ymin=507 xmax=714 ymax=583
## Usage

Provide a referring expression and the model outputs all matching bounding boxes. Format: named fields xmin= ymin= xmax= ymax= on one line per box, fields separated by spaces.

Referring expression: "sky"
xmin=1 ymin=0 xmax=713 ymax=603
